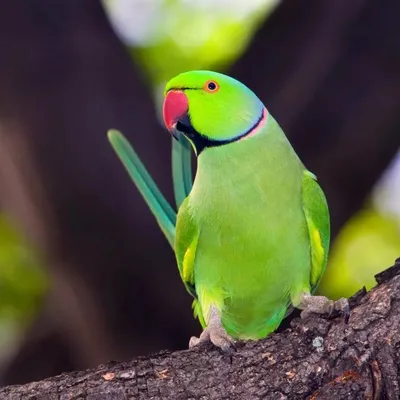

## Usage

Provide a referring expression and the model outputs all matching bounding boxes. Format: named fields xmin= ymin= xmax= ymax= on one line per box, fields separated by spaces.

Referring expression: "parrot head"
xmin=163 ymin=70 xmax=266 ymax=155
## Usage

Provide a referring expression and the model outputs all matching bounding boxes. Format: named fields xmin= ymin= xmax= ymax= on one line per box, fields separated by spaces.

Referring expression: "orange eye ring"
xmin=204 ymin=80 xmax=219 ymax=93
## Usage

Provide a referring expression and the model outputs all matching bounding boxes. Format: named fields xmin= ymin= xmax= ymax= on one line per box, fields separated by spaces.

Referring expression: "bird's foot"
xmin=189 ymin=306 xmax=236 ymax=354
xmin=189 ymin=325 xmax=235 ymax=353
xmin=297 ymin=293 xmax=350 ymax=323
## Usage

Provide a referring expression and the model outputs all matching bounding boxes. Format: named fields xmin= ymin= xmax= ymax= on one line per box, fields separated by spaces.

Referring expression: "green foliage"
xmin=0 ymin=215 xmax=47 ymax=326
xmin=133 ymin=15 xmax=260 ymax=86
xmin=104 ymin=0 xmax=277 ymax=87
xmin=318 ymin=207 xmax=400 ymax=300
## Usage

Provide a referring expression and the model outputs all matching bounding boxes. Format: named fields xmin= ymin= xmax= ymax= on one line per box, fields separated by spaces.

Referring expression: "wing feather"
xmin=175 ymin=197 xmax=199 ymax=299
xmin=302 ymin=171 xmax=330 ymax=291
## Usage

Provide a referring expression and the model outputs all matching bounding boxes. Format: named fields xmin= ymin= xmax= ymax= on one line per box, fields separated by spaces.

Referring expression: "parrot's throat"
xmin=177 ymin=108 xmax=267 ymax=156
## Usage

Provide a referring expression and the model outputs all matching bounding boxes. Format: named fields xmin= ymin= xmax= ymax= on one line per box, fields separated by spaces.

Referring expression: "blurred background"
xmin=0 ymin=0 xmax=399 ymax=386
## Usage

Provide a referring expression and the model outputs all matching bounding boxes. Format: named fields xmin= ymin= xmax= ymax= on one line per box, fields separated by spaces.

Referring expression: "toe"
xmin=209 ymin=328 xmax=236 ymax=352
xmin=189 ymin=336 xmax=200 ymax=349
xmin=326 ymin=301 xmax=334 ymax=318
xmin=300 ymin=309 xmax=312 ymax=320
xmin=210 ymin=335 xmax=236 ymax=355
xmin=220 ymin=341 xmax=236 ymax=358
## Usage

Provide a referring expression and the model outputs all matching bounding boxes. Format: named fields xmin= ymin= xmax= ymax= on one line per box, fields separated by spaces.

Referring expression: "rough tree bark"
xmin=1 ymin=259 xmax=400 ymax=400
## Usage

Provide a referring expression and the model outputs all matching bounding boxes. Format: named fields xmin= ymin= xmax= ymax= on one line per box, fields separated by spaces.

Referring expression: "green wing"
xmin=108 ymin=129 xmax=176 ymax=247
xmin=175 ymin=196 xmax=205 ymax=326
xmin=302 ymin=170 xmax=331 ymax=292
xmin=174 ymin=196 xmax=199 ymax=299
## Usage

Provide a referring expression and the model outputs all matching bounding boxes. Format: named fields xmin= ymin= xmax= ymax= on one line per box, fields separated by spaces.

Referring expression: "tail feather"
xmin=172 ymin=137 xmax=193 ymax=208
xmin=107 ymin=129 xmax=176 ymax=247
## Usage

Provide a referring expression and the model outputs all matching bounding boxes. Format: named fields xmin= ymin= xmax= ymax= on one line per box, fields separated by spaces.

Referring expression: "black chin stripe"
xmin=177 ymin=111 xmax=265 ymax=156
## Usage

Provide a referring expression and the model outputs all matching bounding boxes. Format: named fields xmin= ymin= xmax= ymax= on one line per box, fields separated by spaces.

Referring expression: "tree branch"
xmin=2 ymin=259 xmax=400 ymax=399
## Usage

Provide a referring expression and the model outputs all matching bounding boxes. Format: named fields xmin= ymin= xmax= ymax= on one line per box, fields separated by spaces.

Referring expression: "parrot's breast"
xmin=187 ymin=120 xmax=311 ymax=339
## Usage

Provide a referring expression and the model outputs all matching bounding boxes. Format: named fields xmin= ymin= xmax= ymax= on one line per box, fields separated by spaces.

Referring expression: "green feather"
xmin=107 ymin=129 xmax=176 ymax=247
xmin=172 ymin=136 xmax=193 ymax=208
xmin=301 ymin=170 xmax=330 ymax=290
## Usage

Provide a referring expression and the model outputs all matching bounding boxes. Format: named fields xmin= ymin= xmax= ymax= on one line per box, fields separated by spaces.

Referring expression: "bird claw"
xmin=189 ymin=305 xmax=236 ymax=356
xmin=189 ymin=324 xmax=236 ymax=355
xmin=298 ymin=294 xmax=350 ymax=323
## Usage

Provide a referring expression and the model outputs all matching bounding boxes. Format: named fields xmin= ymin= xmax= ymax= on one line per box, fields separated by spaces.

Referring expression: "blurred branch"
xmin=2 ymin=260 xmax=400 ymax=399
xmin=231 ymin=0 xmax=400 ymax=236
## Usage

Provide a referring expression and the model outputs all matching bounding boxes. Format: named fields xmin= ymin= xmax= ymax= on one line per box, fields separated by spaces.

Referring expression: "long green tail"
xmin=107 ymin=129 xmax=193 ymax=248
xmin=172 ymin=136 xmax=193 ymax=208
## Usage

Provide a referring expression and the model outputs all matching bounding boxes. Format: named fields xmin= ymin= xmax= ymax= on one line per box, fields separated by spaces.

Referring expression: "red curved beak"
xmin=163 ymin=90 xmax=189 ymax=131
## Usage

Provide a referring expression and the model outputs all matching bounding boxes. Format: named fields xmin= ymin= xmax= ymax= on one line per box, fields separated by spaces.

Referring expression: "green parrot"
xmin=108 ymin=70 xmax=349 ymax=351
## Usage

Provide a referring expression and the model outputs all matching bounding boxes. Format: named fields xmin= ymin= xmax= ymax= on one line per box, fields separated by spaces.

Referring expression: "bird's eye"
xmin=204 ymin=80 xmax=219 ymax=93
